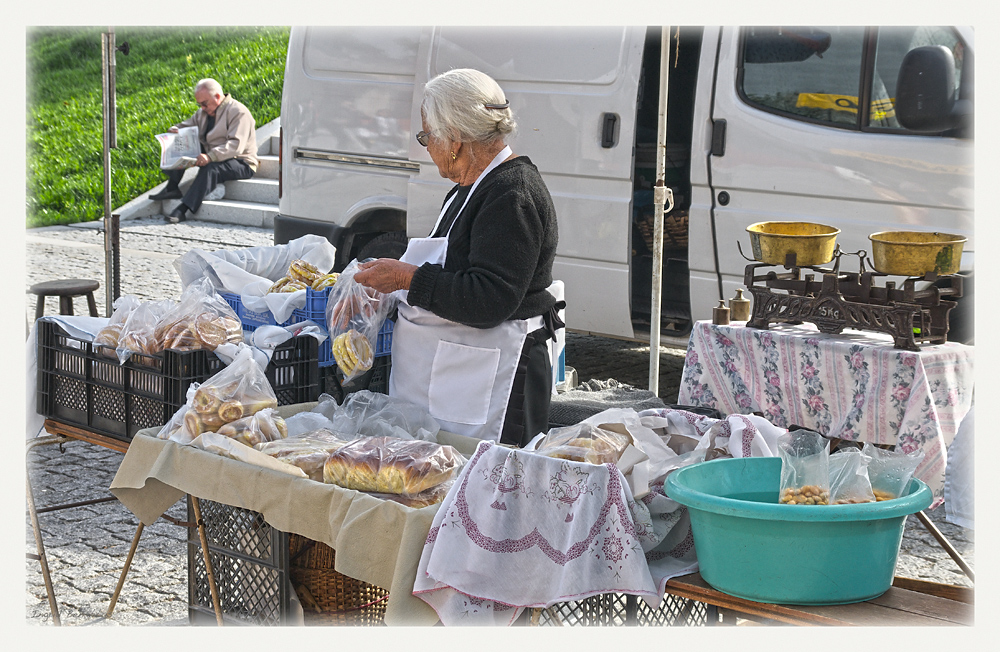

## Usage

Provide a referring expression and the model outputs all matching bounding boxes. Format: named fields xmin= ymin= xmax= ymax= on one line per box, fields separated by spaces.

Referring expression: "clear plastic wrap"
xmin=777 ymin=429 xmax=831 ymax=505
xmin=863 ymin=442 xmax=925 ymax=501
xmin=317 ymin=390 xmax=441 ymax=441
xmin=534 ymin=422 xmax=631 ymax=465
xmin=828 ymin=447 xmax=876 ymax=504
xmin=255 ymin=428 xmax=351 ymax=481
xmin=214 ymin=407 xmax=288 ymax=447
xmin=153 ymin=276 xmax=242 ymax=353
xmin=325 ymin=260 xmax=395 ymax=384
xmin=94 ymin=295 xmax=141 ymax=358
xmin=170 ymin=347 xmax=278 ymax=441
xmin=322 ymin=436 xmax=465 ymax=497
xmin=116 ymin=299 xmax=176 ymax=364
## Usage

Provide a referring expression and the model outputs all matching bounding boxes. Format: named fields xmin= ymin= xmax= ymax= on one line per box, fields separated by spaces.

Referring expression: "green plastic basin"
xmin=665 ymin=456 xmax=932 ymax=605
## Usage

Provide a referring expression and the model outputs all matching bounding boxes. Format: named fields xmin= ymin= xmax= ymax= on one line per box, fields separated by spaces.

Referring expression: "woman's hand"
xmin=355 ymin=258 xmax=417 ymax=294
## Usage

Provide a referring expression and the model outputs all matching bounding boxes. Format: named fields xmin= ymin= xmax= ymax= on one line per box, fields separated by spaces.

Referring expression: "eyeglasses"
xmin=197 ymin=100 xmax=211 ymax=108
xmin=415 ymin=131 xmax=431 ymax=147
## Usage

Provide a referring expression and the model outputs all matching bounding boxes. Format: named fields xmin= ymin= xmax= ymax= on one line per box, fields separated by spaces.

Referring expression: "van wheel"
xmin=356 ymin=231 xmax=408 ymax=261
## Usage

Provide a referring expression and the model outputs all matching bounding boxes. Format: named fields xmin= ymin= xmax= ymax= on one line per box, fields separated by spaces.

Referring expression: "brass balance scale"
xmin=738 ymin=222 xmax=966 ymax=352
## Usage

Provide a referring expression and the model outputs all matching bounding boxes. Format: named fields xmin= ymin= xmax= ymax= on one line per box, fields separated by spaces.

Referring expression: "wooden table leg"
xmin=106 ymin=522 xmax=144 ymax=618
xmin=26 ymin=473 xmax=61 ymax=626
xmin=191 ymin=496 xmax=224 ymax=626
xmin=915 ymin=510 xmax=975 ymax=582
xmin=86 ymin=291 xmax=99 ymax=317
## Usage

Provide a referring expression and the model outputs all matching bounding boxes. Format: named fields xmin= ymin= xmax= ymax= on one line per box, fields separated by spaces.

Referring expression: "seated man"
xmin=150 ymin=78 xmax=258 ymax=223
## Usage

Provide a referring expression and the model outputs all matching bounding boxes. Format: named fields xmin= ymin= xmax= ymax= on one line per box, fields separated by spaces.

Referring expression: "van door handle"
xmin=601 ymin=113 xmax=619 ymax=148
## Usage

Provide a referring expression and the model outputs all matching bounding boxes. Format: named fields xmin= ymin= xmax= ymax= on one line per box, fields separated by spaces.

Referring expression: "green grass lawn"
xmin=27 ymin=26 xmax=289 ymax=228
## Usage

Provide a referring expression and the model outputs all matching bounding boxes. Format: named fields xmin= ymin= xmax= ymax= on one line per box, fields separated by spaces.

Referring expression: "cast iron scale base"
xmin=742 ymin=249 xmax=963 ymax=351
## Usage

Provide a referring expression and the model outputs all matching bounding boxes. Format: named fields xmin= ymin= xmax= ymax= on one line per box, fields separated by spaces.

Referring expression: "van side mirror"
xmin=895 ymin=45 xmax=970 ymax=134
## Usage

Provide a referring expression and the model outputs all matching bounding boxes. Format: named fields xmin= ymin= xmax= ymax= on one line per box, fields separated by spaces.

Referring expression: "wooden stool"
xmin=30 ymin=279 xmax=100 ymax=320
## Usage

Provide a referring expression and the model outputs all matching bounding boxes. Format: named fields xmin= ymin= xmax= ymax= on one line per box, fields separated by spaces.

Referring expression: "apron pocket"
xmin=428 ymin=340 xmax=501 ymax=425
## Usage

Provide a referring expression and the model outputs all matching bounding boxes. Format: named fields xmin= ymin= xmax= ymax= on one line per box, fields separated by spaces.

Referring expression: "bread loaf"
xmin=323 ymin=436 xmax=463 ymax=496
xmin=256 ymin=428 xmax=348 ymax=481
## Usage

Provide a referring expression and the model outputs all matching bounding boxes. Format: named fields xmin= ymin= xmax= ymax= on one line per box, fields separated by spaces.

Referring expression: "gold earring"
xmin=451 ymin=152 xmax=457 ymax=160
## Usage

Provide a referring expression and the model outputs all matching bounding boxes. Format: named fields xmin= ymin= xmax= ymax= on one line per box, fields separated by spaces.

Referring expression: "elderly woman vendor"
xmin=354 ymin=68 xmax=560 ymax=447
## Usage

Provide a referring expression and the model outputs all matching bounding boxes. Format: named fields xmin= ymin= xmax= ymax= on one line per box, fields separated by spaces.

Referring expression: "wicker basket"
xmin=288 ymin=533 xmax=389 ymax=625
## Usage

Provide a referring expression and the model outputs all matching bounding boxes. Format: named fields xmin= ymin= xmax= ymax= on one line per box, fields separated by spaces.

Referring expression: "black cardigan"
xmin=407 ymin=156 xmax=559 ymax=329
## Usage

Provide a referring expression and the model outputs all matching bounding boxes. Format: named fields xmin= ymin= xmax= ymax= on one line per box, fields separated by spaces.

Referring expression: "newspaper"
xmin=155 ymin=126 xmax=200 ymax=170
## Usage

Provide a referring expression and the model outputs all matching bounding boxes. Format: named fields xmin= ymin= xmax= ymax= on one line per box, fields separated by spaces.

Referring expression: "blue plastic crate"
xmin=293 ymin=286 xmax=334 ymax=324
xmin=218 ymin=290 xmax=299 ymax=329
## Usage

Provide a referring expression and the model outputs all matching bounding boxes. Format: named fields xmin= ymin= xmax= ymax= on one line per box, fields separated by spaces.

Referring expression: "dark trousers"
xmin=164 ymin=158 xmax=254 ymax=213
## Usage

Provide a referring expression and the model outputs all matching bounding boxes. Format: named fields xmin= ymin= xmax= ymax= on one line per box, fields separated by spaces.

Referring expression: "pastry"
xmin=288 ymin=259 xmax=321 ymax=284
xmin=332 ymin=329 xmax=373 ymax=376
xmin=322 ymin=436 xmax=462 ymax=495
xmin=311 ymin=273 xmax=339 ymax=291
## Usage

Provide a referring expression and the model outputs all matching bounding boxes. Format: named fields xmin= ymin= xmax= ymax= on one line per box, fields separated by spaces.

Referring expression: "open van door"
xmin=405 ymin=27 xmax=647 ymax=339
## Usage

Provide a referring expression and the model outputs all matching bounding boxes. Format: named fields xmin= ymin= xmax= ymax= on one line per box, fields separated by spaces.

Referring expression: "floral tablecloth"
xmin=678 ymin=321 xmax=974 ymax=504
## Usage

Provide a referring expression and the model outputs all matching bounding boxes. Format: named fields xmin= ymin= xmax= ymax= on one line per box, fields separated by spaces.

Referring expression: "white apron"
xmin=389 ymin=147 xmax=542 ymax=442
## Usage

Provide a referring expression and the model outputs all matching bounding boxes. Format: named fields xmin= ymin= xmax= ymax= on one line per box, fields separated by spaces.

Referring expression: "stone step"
xmin=226 ymin=177 xmax=278 ymax=204
xmin=165 ymin=198 xmax=278 ymax=229
xmin=256 ymin=154 xmax=278 ymax=180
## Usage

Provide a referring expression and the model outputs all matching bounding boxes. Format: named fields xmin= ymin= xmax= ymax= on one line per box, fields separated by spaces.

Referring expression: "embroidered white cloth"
xmin=413 ymin=440 xmax=663 ymax=625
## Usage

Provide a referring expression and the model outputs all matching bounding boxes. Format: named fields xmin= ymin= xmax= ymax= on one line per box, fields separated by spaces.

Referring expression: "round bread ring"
xmin=193 ymin=388 xmax=222 ymax=414
xmin=184 ymin=410 xmax=205 ymax=437
xmin=288 ymin=259 xmax=321 ymax=283
xmin=218 ymin=400 xmax=246 ymax=423
xmin=193 ymin=313 xmax=227 ymax=348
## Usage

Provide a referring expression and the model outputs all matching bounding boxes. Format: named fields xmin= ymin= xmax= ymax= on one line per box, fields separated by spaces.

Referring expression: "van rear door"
xmin=406 ymin=26 xmax=647 ymax=339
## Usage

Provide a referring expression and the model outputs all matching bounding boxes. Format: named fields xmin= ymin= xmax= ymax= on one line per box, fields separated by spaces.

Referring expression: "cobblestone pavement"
xmin=25 ymin=216 xmax=974 ymax=627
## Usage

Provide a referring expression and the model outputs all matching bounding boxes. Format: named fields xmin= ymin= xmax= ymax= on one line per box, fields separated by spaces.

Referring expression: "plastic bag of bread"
xmin=323 ymin=436 xmax=465 ymax=497
xmin=116 ymin=299 xmax=176 ymax=364
xmin=255 ymin=428 xmax=351 ymax=481
xmin=534 ymin=422 xmax=631 ymax=465
xmin=153 ymin=276 xmax=242 ymax=353
xmin=177 ymin=346 xmax=278 ymax=441
xmin=367 ymin=481 xmax=454 ymax=509
xmin=215 ymin=407 xmax=288 ymax=447
xmin=325 ymin=260 xmax=395 ymax=384
xmin=862 ymin=442 xmax=925 ymax=501
xmin=94 ymin=295 xmax=141 ymax=358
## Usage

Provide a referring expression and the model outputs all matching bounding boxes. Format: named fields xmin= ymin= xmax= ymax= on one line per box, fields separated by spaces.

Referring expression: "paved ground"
xmin=25 ymin=216 xmax=975 ymax=626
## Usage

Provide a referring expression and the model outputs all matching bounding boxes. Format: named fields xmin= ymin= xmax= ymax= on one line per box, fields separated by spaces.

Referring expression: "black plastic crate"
xmin=537 ymin=592 xmax=717 ymax=626
xmin=319 ymin=354 xmax=392 ymax=402
xmin=36 ymin=320 xmax=321 ymax=443
xmin=187 ymin=497 xmax=292 ymax=626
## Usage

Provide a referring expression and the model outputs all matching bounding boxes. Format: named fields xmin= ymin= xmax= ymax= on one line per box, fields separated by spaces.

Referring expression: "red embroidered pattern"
xmin=452 ymin=443 xmax=636 ymax=566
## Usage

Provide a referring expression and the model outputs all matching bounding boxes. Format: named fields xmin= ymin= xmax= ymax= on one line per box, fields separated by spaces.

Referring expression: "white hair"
xmin=422 ymin=68 xmax=516 ymax=145
xmin=194 ymin=78 xmax=223 ymax=96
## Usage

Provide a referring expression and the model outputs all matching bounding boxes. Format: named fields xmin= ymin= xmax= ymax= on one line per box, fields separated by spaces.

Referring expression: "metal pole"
xmin=648 ymin=26 xmax=674 ymax=395
xmin=101 ymin=28 xmax=118 ymax=316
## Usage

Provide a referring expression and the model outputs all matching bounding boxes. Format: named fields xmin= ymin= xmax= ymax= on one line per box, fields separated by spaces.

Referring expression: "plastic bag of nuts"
xmin=862 ymin=442 xmax=925 ymax=501
xmin=777 ymin=429 xmax=831 ymax=505
xmin=828 ymin=447 xmax=876 ymax=504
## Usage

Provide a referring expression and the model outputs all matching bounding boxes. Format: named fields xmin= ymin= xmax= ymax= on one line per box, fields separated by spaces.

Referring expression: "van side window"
xmin=739 ymin=26 xmax=969 ymax=135
xmin=740 ymin=27 xmax=866 ymax=127
xmin=867 ymin=27 xmax=966 ymax=129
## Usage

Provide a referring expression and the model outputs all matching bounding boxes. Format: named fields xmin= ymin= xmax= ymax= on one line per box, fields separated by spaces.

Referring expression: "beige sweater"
xmin=175 ymin=94 xmax=258 ymax=171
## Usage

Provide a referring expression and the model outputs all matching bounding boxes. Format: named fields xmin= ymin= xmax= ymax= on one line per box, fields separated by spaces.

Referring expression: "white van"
xmin=275 ymin=26 xmax=974 ymax=344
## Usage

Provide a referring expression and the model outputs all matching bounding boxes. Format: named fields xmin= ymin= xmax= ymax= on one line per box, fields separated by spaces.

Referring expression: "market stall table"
xmin=677 ymin=321 xmax=973 ymax=504
xmin=109 ymin=403 xmax=482 ymax=626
